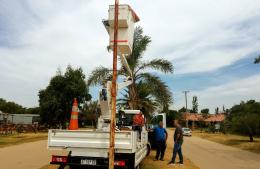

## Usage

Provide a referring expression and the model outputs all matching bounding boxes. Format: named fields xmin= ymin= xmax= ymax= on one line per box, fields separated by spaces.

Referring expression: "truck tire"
xmin=69 ymin=165 xmax=77 ymax=169
xmin=146 ymin=143 xmax=151 ymax=156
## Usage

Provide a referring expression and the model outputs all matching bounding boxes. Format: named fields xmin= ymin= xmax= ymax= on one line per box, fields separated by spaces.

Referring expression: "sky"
xmin=0 ymin=0 xmax=260 ymax=113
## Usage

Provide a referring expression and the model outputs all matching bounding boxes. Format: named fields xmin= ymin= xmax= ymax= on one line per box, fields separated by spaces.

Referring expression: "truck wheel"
xmin=69 ymin=165 xmax=77 ymax=169
xmin=146 ymin=143 xmax=151 ymax=156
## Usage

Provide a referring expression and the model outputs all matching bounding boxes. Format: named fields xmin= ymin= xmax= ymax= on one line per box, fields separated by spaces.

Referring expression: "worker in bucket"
xmin=152 ymin=121 xmax=168 ymax=161
xmin=168 ymin=119 xmax=184 ymax=166
xmin=132 ymin=110 xmax=145 ymax=141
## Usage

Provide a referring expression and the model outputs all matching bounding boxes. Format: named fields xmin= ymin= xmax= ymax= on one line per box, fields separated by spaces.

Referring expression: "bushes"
xmin=226 ymin=100 xmax=260 ymax=142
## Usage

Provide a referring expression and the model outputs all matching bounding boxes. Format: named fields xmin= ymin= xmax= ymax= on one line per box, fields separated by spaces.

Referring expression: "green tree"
xmin=88 ymin=27 xmax=173 ymax=114
xmin=0 ymin=98 xmax=26 ymax=114
xmin=201 ymin=108 xmax=209 ymax=114
xmin=191 ymin=96 xmax=198 ymax=113
xmin=81 ymin=101 xmax=99 ymax=127
xmin=166 ymin=110 xmax=182 ymax=127
xmin=178 ymin=107 xmax=187 ymax=113
xmin=254 ymin=55 xmax=260 ymax=64
xmin=118 ymin=81 xmax=159 ymax=116
xmin=26 ymin=107 xmax=40 ymax=114
xmin=228 ymin=100 xmax=260 ymax=142
xmin=39 ymin=65 xmax=91 ymax=127
xmin=215 ymin=107 xmax=219 ymax=114
xmin=222 ymin=105 xmax=226 ymax=112
xmin=0 ymin=98 xmax=40 ymax=115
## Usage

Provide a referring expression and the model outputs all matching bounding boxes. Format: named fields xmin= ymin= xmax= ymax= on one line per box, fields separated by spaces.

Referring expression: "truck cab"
xmin=147 ymin=113 xmax=167 ymax=149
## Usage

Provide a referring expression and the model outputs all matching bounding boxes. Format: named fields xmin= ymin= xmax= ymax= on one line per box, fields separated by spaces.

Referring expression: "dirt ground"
xmin=2 ymin=128 xmax=260 ymax=169
xmin=0 ymin=139 xmax=66 ymax=169
xmin=183 ymin=135 xmax=260 ymax=169
xmin=193 ymin=131 xmax=260 ymax=154
xmin=0 ymin=132 xmax=47 ymax=148
xmin=140 ymin=129 xmax=199 ymax=169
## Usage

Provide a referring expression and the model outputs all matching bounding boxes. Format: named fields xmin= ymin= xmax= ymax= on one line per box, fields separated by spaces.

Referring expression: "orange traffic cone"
xmin=69 ymin=98 xmax=79 ymax=130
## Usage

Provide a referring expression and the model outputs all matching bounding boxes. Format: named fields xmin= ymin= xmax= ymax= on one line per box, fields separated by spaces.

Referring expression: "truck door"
xmin=147 ymin=113 xmax=166 ymax=149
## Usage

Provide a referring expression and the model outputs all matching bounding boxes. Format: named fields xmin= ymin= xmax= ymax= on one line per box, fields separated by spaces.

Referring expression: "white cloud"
xmin=0 ymin=0 xmax=259 ymax=107
xmin=173 ymin=75 xmax=260 ymax=113
xmin=126 ymin=0 xmax=260 ymax=74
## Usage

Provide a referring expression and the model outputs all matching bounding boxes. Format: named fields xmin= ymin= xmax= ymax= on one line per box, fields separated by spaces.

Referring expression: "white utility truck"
xmin=48 ymin=4 xmax=166 ymax=169
xmin=48 ymin=79 xmax=166 ymax=169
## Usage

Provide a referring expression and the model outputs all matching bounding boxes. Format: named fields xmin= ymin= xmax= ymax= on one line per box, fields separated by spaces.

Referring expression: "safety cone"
xmin=68 ymin=98 xmax=79 ymax=130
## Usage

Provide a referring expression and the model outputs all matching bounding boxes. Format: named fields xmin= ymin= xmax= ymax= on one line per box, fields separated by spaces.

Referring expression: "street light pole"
xmin=109 ymin=0 xmax=119 ymax=169
xmin=183 ymin=90 xmax=190 ymax=112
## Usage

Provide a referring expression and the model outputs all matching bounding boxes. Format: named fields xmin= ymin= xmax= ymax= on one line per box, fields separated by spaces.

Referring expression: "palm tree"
xmin=82 ymin=101 xmax=99 ymax=127
xmin=88 ymin=27 xmax=173 ymax=114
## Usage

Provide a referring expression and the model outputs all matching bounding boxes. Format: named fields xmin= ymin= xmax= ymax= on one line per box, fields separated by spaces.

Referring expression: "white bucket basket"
xmin=104 ymin=4 xmax=139 ymax=55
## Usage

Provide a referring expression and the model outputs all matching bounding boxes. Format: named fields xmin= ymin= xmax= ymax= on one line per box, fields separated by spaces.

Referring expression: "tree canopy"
xmin=81 ymin=101 xmax=99 ymax=127
xmin=0 ymin=98 xmax=25 ymax=114
xmin=191 ymin=96 xmax=198 ymax=113
xmin=226 ymin=100 xmax=260 ymax=142
xmin=178 ymin=107 xmax=187 ymax=113
xmin=39 ymin=65 xmax=91 ymax=127
xmin=0 ymin=98 xmax=39 ymax=114
xmin=201 ymin=108 xmax=209 ymax=114
xmin=254 ymin=55 xmax=260 ymax=64
xmin=166 ymin=110 xmax=182 ymax=127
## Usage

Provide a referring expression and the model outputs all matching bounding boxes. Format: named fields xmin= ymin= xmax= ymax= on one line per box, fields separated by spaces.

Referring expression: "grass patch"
xmin=0 ymin=132 xmax=47 ymax=148
xmin=193 ymin=131 xmax=260 ymax=154
xmin=39 ymin=164 xmax=64 ymax=169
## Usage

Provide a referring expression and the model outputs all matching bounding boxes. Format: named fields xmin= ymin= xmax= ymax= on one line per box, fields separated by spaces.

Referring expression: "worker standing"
xmin=153 ymin=121 xmax=168 ymax=161
xmin=168 ymin=119 xmax=184 ymax=165
xmin=132 ymin=110 xmax=145 ymax=140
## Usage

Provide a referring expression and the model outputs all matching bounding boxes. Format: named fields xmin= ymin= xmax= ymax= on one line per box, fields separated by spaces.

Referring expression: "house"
xmin=204 ymin=113 xmax=226 ymax=130
xmin=182 ymin=112 xmax=226 ymax=129
xmin=0 ymin=111 xmax=40 ymax=125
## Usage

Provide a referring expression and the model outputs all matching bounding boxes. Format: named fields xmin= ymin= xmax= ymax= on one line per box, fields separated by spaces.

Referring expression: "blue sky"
xmin=0 ymin=0 xmax=260 ymax=113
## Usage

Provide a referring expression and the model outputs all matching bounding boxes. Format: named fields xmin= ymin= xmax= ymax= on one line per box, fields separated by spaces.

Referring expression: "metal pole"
xmin=183 ymin=91 xmax=190 ymax=111
xmin=109 ymin=0 xmax=119 ymax=169
xmin=185 ymin=92 xmax=187 ymax=111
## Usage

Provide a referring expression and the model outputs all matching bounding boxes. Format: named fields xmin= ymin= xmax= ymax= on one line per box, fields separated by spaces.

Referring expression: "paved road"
xmin=182 ymin=136 xmax=260 ymax=169
xmin=0 ymin=140 xmax=66 ymax=169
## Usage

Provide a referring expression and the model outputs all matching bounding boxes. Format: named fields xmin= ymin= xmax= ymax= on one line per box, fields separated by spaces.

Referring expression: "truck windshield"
xmin=116 ymin=114 xmax=135 ymax=126
xmin=150 ymin=115 xmax=163 ymax=128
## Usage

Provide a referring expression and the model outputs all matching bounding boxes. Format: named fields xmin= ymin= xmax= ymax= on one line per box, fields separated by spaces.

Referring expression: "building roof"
xmin=183 ymin=112 xmax=226 ymax=122
xmin=183 ymin=113 xmax=203 ymax=121
xmin=204 ymin=113 xmax=226 ymax=122
xmin=11 ymin=114 xmax=40 ymax=117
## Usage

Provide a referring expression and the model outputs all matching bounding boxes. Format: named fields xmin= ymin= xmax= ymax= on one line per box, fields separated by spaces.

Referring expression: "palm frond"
xmin=139 ymin=73 xmax=173 ymax=109
xmin=136 ymin=59 xmax=174 ymax=74
xmin=127 ymin=26 xmax=151 ymax=71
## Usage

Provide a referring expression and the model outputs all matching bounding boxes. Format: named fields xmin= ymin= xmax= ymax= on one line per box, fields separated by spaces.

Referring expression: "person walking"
xmin=153 ymin=121 xmax=168 ymax=161
xmin=168 ymin=120 xmax=184 ymax=165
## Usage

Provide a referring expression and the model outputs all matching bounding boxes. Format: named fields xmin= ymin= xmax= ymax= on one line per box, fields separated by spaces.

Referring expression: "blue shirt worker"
xmin=153 ymin=121 xmax=168 ymax=161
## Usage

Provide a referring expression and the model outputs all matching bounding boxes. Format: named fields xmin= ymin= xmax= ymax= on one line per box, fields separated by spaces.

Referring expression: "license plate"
xmin=81 ymin=159 xmax=97 ymax=165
